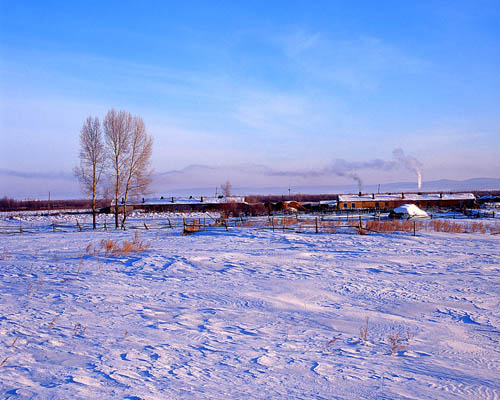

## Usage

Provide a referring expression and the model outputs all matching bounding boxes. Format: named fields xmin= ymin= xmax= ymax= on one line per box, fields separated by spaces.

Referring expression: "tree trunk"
xmin=114 ymin=176 xmax=119 ymax=229
xmin=92 ymin=167 xmax=97 ymax=230
xmin=114 ymin=159 xmax=120 ymax=229
xmin=122 ymin=193 xmax=128 ymax=229
xmin=92 ymin=195 xmax=96 ymax=229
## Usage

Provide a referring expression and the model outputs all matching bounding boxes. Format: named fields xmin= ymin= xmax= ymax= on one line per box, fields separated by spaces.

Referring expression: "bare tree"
xmin=221 ymin=181 xmax=232 ymax=198
xmin=103 ymin=109 xmax=133 ymax=229
xmin=121 ymin=116 xmax=153 ymax=227
xmin=74 ymin=116 xmax=105 ymax=229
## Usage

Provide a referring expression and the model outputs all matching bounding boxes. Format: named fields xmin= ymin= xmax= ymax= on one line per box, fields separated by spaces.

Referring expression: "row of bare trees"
xmin=74 ymin=109 xmax=153 ymax=229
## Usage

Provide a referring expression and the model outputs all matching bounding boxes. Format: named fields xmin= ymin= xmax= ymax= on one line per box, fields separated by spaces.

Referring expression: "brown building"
xmin=337 ymin=193 xmax=475 ymax=210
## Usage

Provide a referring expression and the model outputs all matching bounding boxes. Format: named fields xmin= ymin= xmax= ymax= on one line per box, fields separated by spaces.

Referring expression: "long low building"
xmin=133 ymin=196 xmax=246 ymax=212
xmin=101 ymin=196 xmax=247 ymax=213
xmin=338 ymin=192 xmax=475 ymax=210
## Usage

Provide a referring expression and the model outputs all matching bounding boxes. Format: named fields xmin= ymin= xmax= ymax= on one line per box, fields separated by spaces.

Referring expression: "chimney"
xmin=171 ymin=197 xmax=174 ymax=203
xmin=200 ymin=196 xmax=204 ymax=202
xmin=401 ymin=193 xmax=405 ymax=199
xmin=440 ymin=193 xmax=443 ymax=199
xmin=358 ymin=191 xmax=362 ymax=197
xmin=371 ymin=193 xmax=375 ymax=199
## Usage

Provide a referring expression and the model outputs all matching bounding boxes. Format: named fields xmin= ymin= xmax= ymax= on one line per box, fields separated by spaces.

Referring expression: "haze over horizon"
xmin=1 ymin=1 xmax=500 ymax=198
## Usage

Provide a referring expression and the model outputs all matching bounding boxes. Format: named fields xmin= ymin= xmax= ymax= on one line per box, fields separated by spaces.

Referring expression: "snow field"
xmin=0 ymin=223 xmax=499 ymax=399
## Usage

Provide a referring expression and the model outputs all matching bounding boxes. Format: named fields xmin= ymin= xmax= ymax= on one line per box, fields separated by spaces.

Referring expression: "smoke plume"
xmin=256 ymin=148 xmax=423 ymax=191
xmin=392 ymin=148 xmax=423 ymax=190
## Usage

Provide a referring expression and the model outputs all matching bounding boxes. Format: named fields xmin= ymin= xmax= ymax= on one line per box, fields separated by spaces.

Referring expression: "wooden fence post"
xmin=53 ymin=224 xmax=56 ymax=232
xmin=19 ymin=221 xmax=22 ymax=234
xmin=76 ymin=219 xmax=82 ymax=232
xmin=272 ymin=216 xmax=275 ymax=232
xmin=315 ymin=217 xmax=318 ymax=233
xmin=413 ymin=221 xmax=416 ymax=237
xmin=104 ymin=219 xmax=107 ymax=231
xmin=167 ymin=217 xmax=172 ymax=229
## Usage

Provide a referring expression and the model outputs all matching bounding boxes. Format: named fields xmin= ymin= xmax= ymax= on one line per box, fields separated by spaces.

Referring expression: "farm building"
xmin=337 ymin=192 xmax=475 ymax=210
xmin=102 ymin=196 xmax=247 ymax=213
xmin=134 ymin=196 xmax=246 ymax=212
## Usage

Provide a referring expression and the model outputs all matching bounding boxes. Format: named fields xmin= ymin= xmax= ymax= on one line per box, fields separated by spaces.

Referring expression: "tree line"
xmin=75 ymin=108 xmax=153 ymax=229
xmin=0 ymin=197 xmax=109 ymax=212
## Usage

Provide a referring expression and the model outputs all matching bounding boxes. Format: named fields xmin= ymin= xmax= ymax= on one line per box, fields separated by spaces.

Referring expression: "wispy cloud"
xmin=0 ymin=169 xmax=73 ymax=180
xmin=278 ymin=32 xmax=429 ymax=90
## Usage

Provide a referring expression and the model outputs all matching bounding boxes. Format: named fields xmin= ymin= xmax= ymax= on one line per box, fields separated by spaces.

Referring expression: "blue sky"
xmin=1 ymin=1 xmax=500 ymax=197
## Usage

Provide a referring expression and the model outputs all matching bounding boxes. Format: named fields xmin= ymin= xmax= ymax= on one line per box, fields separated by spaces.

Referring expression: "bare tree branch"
xmin=104 ymin=109 xmax=133 ymax=229
xmin=221 ymin=181 xmax=232 ymax=198
xmin=74 ymin=116 xmax=105 ymax=229
xmin=121 ymin=115 xmax=153 ymax=227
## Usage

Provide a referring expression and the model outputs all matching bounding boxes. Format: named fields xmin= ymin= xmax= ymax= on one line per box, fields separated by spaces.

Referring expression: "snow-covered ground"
xmin=1 ymin=216 xmax=499 ymax=399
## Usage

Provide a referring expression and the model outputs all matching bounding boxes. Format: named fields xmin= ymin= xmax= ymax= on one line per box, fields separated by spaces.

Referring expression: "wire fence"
xmin=0 ymin=210 xmax=498 ymax=236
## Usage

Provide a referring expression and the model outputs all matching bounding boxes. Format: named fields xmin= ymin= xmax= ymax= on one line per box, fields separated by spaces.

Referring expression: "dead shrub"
xmin=388 ymin=331 xmax=411 ymax=355
xmin=365 ymin=220 xmax=417 ymax=233
xmin=241 ymin=219 xmax=261 ymax=228
xmin=428 ymin=220 xmax=463 ymax=233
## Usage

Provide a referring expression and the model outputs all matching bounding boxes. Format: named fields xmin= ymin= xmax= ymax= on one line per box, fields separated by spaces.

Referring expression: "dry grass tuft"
xmin=77 ymin=258 xmax=83 ymax=275
xmin=96 ymin=232 xmax=150 ymax=256
xmin=73 ymin=323 xmax=88 ymax=336
xmin=359 ymin=317 xmax=369 ymax=343
xmin=326 ymin=335 xmax=341 ymax=349
xmin=48 ymin=317 xmax=58 ymax=330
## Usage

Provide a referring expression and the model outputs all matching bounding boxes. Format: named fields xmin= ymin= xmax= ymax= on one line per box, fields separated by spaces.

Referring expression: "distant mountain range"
xmin=153 ymin=177 xmax=500 ymax=197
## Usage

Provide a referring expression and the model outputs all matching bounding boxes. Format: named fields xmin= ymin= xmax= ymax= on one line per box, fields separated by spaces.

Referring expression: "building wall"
xmin=338 ymin=199 xmax=474 ymax=209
